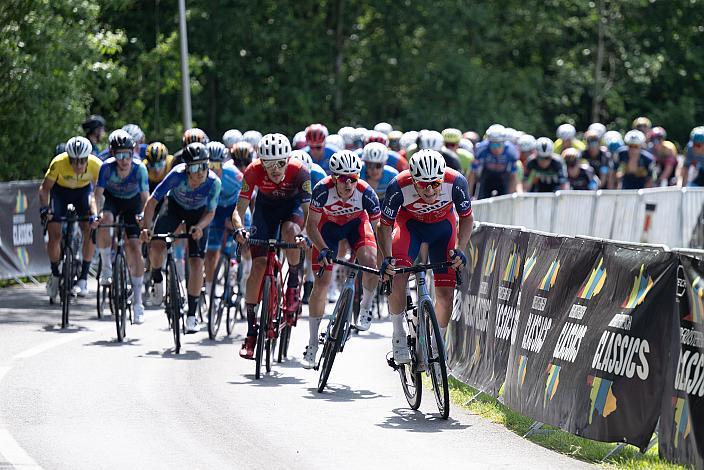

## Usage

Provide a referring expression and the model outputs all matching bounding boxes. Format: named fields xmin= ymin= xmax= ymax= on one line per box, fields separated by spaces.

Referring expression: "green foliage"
xmin=1 ymin=0 xmax=703 ymax=180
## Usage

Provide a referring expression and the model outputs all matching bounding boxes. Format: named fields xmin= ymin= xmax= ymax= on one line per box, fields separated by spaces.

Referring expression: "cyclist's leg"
xmin=204 ymin=205 xmax=229 ymax=294
xmin=426 ymin=214 xmax=457 ymax=331
xmin=149 ymin=200 xmax=181 ymax=303
xmin=76 ymin=186 xmax=95 ymax=284
xmin=45 ymin=186 xmax=67 ymax=298
xmin=281 ymin=204 xmax=304 ymax=296
xmin=308 ymin=222 xmax=342 ymax=343
xmin=122 ymin=196 xmax=145 ymax=317
xmin=348 ymin=217 xmax=378 ymax=329
xmin=182 ymin=207 xmax=209 ymax=330
xmin=97 ymin=199 xmax=115 ymax=285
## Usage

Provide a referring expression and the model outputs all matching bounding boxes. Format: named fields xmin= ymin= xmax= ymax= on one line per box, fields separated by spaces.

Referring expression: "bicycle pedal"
xmin=318 ymin=332 xmax=326 ymax=344
xmin=386 ymin=352 xmax=399 ymax=371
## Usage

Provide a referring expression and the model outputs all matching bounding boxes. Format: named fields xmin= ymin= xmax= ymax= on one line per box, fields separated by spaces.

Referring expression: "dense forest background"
xmin=1 ymin=0 xmax=703 ymax=180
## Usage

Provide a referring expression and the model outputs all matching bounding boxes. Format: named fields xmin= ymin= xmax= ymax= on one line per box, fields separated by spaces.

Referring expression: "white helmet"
xmin=517 ymin=134 xmax=537 ymax=152
xmin=624 ymin=129 xmax=646 ymax=147
xmin=353 ymin=127 xmax=368 ymax=144
xmin=242 ymin=130 xmax=263 ymax=148
xmin=400 ymin=131 xmax=418 ymax=150
xmin=409 ymin=149 xmax=446 ymax=182
xmin=458 ymin=138 xmax=474 ymax=153
xmin=326 ymin=134 xmax=344 ymax=150
xmin=329 ymin=150 xmax=363 ymax=175
xmin=587 ymin=122 xmax=607 ymax=139
xmin=485 ymin=124 xmax=505 ymax=143
xmin=418 ymin=130 xmax=443 ymax=151
xmin=290 ymin=149 xmax=313 ymax=170
xmin=362 ymin=142 xmax=389 ymax=164
xmin=374 ymin=122 xmax=393 ymax=135
xmin=66 ymin=136 xmax=92 ymax=159
xmin=292 ymin=131 xmax=307 ymax=149
xmin=258 ymin=133 xmax=291 ymax=160
xmin=535 ymin=137 xmax=554 ymax=157
xmin=603 ymin=130 xmax=623 ymax=146
xmin=338 ymin=126 xmax=355 ymax=146
xmin=504 ymin=127 xmax=518 ymax=144
xmin=556 ymin=123 xmax=576 ymax=141
xmin=222 ymin=129 xmax=242 ymax=147
xmin=122 ymin=123 xmax=145 ymax=144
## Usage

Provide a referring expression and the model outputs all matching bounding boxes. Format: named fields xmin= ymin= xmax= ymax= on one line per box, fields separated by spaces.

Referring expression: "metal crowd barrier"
xmin=471 ymin=187 xmax=704 ymax=249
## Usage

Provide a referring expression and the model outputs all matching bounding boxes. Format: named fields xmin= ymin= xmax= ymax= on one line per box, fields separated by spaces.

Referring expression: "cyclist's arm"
xmin=377 ymin=223 xmax=393 ymax=260
xmin=141 ymin=197 xmax=158 ymax=229
xmin=38 ymin=176 xmax=55 ymax=208
xmin=232 ymin=198 xmax=249 ymax=231
xmin=456 ymin=212 xmax=474 ymax=254
xmin=300 ymin=201 xmax=310 ymax=227
xmin=195 ymin=209 xmax=215 ymax=231
xmin=305 ymin=209 xmax=326 ymax=251
xmin=94 ymin=186 xmax=105 ymax=213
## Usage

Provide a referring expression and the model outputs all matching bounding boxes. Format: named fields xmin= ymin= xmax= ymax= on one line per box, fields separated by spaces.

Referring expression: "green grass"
xmin=0 ymin=275 xmax=49 ymax=288
xmin=445 ymin=377 xmax=688 ymax=469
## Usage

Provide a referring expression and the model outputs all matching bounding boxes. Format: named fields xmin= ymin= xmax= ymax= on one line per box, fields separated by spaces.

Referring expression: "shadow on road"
xmin=41 ymin=324 xmax=91 ymax=334
xmin=140 ymin=349 xmax=211 ymax=360
xmin=305 ymin=384 xmax=387 ymax=402
xmin=84 ymin=338 xmax=141 ymax=347
xmin=229 ymin=370 xmax=306 ymax=387
xmin=375 ymin=408 xmax=471 ymax=433
xmin=196 ymin=335 xmax=240 ymax=346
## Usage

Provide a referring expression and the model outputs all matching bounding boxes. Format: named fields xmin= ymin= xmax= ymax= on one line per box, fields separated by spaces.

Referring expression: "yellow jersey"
xmin=45 ymin=152 xmax=102 ymax=189
xmin=554 ymin=138 xmax=586 ymax=154
xmin=145 ymin=154 xmax=175 ymax=185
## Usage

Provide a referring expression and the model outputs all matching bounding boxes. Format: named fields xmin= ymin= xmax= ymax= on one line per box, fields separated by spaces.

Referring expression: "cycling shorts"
xmin=153 ymin=197 xmax=209 ymax=258
xmin=312 ymin=217 xmax=376 ymax=272
xmin=206 ymin=204 xmax=236 ymax=252
xmin=249 ymin=198 xmax=304 ymax=258
xmin=50 ymin=184 xmax=92 ymax=218
xmin=392 ymin=210 xmax=457 ymax=287
xmin=102 ymin=192 xmax=142 ymax=238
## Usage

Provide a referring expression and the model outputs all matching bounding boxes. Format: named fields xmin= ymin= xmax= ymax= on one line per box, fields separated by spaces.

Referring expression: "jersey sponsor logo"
xmin=241 ymin=181 xmax=250 ymax=194
xmin=383 ymin=206 xmax=395 ymax=218
xmin=409 ymin=199 xmax=450 ymax=214
xmin=302 ymin=180 xmax=312 ymax=194
xmin=459 ymin=200 xmax=471 ymax=210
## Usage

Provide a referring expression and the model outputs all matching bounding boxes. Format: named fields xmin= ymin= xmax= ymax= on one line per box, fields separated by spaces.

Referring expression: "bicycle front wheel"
xmin=60 ymin=246 xmax=74 ymax=329
xmin=265 ymin=276 xmax=280 ymax=373
xmin=399 ymin=327 xmax=422 ymax=409
xmin=113 ymin=252 xmax=128 ymax=342
xmin=422 ymin=301 xmax=450 ymax=419
xmin=167 ymin=258 xmax=182 ymax=354
xmin=96 ymin=256 xmax=105 ymax=319
xmin=255 ymin=277 xmax=271 ymax=379
xmin=208 ymin=255 xmax=228 ymax=340
xmin=317 ymin=287 xmax=352 ymax=393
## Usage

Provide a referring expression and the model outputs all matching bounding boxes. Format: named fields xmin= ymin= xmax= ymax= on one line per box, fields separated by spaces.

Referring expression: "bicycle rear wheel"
xmin=60 ymin=246 xmax=74 ymax=328
xmin=167 ymin=258 xmax=182 ymax=354
xmin=423 ymin=301 xmax=450 ymax=419
xmin=399 ymin=329 xmax=422 ymax=409
xmin=317 ymin=287 xmax=352 ymax=393
xmin=208 ymin=255 xmax=227 ymax=340
xmin=255 ymin=277 xmax=271 ymax=379
xmin=265 ymin=278 xmax=280 ymax=373
xmin=96 ymin=257 xmax=104 ymax=319
xmin=113 ymin=252 xmax=128 ymax=342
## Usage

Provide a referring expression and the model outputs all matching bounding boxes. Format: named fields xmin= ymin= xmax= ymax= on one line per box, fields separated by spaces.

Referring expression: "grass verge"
xmin=447 ymin=377 xmax=687 ymax=469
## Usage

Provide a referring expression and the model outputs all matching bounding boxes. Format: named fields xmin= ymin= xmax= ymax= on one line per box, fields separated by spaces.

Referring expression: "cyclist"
xmin=54 ymin=143 xmax=67 ymax=157
xmin=364 ymin=131 xmax=408 ymax=172
xmin=204 ymin=141 xmax=244 ymax=296
xmin=463 ymin=130 xmax=480 ymax=147
xmin=419 ymin=129 xmax=461 ymax=171
xmin=470 ymin=124 xmax=519 ymax=199
xmin=292 ymin=131 xmax=307 ymax=150
xmin=94 ymin=130 xmax=149 ymax=323
xmin=232 ymin=133 xmax=311 ymax=359
xmin=229 ymin=141 xmax=255 ymax=172
xmin=303 ymin=151 xmax=381 ymax=368
xmin=144 ymin=142 xmax=174 ymax=194
xmin=338 ymin=127 xmax=356 ymax=150
xmin=563 ymin=148 xmax=599 ymax=190
xmin=39 ymin=136 xmax=101 ymax=300
xmin=140 ymin=142 xmax=221 ymax=333
xmin=81 ymin=114 xmax=106 ymax=155
xmin=633 ymin=116 xmax=652 ymax=136
xmin=173 ymin=128 xmax=208 ymax=165
xmin=122 ymin=124 xmax=147 ymax=159
xmin=242 ymin=130 xmax=263 ymax=149
xmin=378 ymin=149 xmax=473 ymax=363
xmin=587 ymin=122 xmax=607 ymax=142
xmin=682 ymin=126 xmax=704 ymax=187
xmin=524 ymin=137 xmax=568 ymax=192
xmin=646 ymin=126 xmax=678 ymax=186
xmin=516 ymin=133 xmax=537 ymax=190
xmin=222 ymin=129 xmax=243 ymax=148
xmin=388 ymin=130 xmax=403 ymax=153
xmin=441 ymin=128 xmax=473 ymax=178
xmin=604 ymin=130 xmax=624 ymax=156
xmin=374 ymin=122 xmax=393 ymax=135
xmin=360 ymin=142 xmax=399 ymax=201
xmin=326 ymin=134 xmax=344 ymax=151
xmin=352 ymin=127 xmax=368 ymax=150
xmin=615 ymin=130 xmax=655 ymax=190
xmin=582 ymin=130 xmax=614 ymax=189
xmin=303 ymin=124 xmax=336 ymax=174
xmin=553 ymin=123 xmax=585 ymax=154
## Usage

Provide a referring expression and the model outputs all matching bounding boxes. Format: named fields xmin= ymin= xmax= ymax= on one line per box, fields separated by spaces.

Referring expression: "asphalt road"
xmin=0 ymin=280 xmax=593 ymax=469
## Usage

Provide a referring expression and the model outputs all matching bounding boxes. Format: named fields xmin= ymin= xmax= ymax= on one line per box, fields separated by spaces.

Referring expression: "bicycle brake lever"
xmin=380 ymin=280 xmax=391 ymax=296
xmin=316 ymin=265 xmax=326 ymax=278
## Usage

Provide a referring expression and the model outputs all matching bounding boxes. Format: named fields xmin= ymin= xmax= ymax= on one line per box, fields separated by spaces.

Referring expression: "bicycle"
xmin=153 ymin=232 xmax=191 ymax=354
xmin=244 ymin=238 xmax=300 ymax=380
xmin=384 ymin=262 xmax=461 ymax=420
xmin=207 ymin=232 xmax=243 ymax=340
xmin=95 ymin=219 xmax=138 ymax=342
xmin=316 ymin=257 xmax=380 ymax=393
xmin=45 ymin=204 xmax=93 ymax=329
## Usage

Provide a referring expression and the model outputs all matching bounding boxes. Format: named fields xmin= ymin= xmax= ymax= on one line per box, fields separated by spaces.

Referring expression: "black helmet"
xmin=82 ymin=114 xmax=106 ymax=134
xmin=55 ymin=142 xmax=67 ymax=156
xmin=183 ymin=142 xmax=210 ymax=164
xmin=109 ymin=129 xmax=135 ymax=151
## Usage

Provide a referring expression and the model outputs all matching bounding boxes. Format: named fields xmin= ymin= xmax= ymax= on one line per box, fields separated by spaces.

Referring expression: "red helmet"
xmin=365 ymin=131 xmax=389 ymax=147
xmin=305 ymin=124 xmax=328 ymax=147
xmin=648 ymin=126 xmax=667 ymax=140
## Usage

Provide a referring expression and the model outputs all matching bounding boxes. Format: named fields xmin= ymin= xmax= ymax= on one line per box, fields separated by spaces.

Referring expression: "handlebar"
xmin=152 ymin=232 xmax=193 ymax=242
xmin=380 ymin=261 xmax=463 ymax=295
xmin=316 ymin=257 xmax=381 ymax=278
xmin=245 ymin=238 xmax=299 ymax=249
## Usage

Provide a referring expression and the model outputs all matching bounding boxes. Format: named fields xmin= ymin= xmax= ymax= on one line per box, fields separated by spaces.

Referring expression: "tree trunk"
xmin=592 ymin=0 xmax=606 ymax=122
xmin=333 ymin=0 xmax=345 ymax=122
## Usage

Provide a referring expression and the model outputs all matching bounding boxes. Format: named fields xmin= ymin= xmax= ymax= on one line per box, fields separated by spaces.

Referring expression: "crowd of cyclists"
xmin=40 ymin=115 xmax=704 ymax=370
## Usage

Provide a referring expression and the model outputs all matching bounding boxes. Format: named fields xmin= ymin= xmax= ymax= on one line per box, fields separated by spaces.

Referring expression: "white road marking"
xmin=0 ymin=429 xmax=45 ymax=469
xmin=12 ymin=330 xmax=96 ymax=360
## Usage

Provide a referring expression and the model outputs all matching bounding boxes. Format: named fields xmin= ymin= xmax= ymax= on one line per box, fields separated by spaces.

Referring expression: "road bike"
xmin=316 ymin=257 xmax=380 ymax=393
xmin=45 ymin=204 xmax=93 ymax=328
xmin=385 ymin=262 xmax=461 ymax=419
xmin=207 ymin=233 xmax=244 ymax=340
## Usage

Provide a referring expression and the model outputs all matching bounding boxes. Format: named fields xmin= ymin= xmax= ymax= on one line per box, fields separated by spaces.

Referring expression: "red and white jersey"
xmin=311 ymin=176 xmax=381 ymax=225
xmin=380 ymin=168 xmax=473 ymax=225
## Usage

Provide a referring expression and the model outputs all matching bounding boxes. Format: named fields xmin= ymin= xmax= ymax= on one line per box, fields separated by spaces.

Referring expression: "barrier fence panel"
xmin=592 ymin=190 xmax=643 ymax=242
xmin=639 ymin=187 xmax=683 ymax=247
xmin=551 ymin=191 xmax=597 ymax=236
xmin=682 ymin=188 xmax=704 ymax=249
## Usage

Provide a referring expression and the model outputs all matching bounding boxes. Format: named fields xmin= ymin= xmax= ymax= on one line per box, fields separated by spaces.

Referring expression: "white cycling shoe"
xmin=302 ymin=344 xmax=318 ymax=369
xmin=133 ymin=303 xmax=144 ymax=324
xmin=356 ymin=309 xmax=373 ymax=331
xmin=185 ymin=316 xmax=199 ymax=334
xmin=46 ymin=275 xmax=60 ymax=300
xmin=99 ymin=268 xmax=112 ymax=287
xmin=72 ymin=279 xmax=89 ymax=297
xmin=392 ymin=331 xmax=411 ymax=365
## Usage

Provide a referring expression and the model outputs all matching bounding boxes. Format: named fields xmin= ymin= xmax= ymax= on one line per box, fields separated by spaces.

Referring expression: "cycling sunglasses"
xmin=334 ymin=174 xmax=359 ymax=184
xmin=208 ymin=161 xmax=223 ymax=170
xmin=262 ymin=159 xmax=287 ymax=169
xmin=187 ymin=162 xmax=209 ymax=174
xmin=114 ymin=151 xmax=132 ymax=161
xmin=415 ymin=179 xmax=443 ymax=190
xmin=489 ymin=142 xmax=503 ymax=149
xmin=366 ymin=162 xmax=384 ymax=170
xmin=149 ymin=160 xmax=166 ymax=169
xmin=69 ymin=157 xmax=88 ymax=165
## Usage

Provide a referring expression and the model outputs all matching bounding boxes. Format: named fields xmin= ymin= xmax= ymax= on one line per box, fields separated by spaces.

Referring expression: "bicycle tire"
xmin=277 ymin=324 xmax=289 ymax=363
xmin=208 ymin=255 xmax=227 ymax=340
xmin=113 ymin=252 xmax=127 ymax=342
xmin=317 ymin=287 xmax=352 ymax=393
xmin=96 ymin=257 xmax=103 ymax=319
xmin=422 ymin=301 xmax=450 ymax=419
xmin=399 ymin=313 xmax=422 ymax=409
xmin=255 ymin=277 xmax=271 ymax=379
xmin=226 ymin=289 xmax=239 ymax=336
xmin=266 ymin=277 xmax=280 ymax=373
xmin=168 ymin=257 xmax=182 ymax=354
xmin=61 ymin=246 xmax=73 ymax=329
